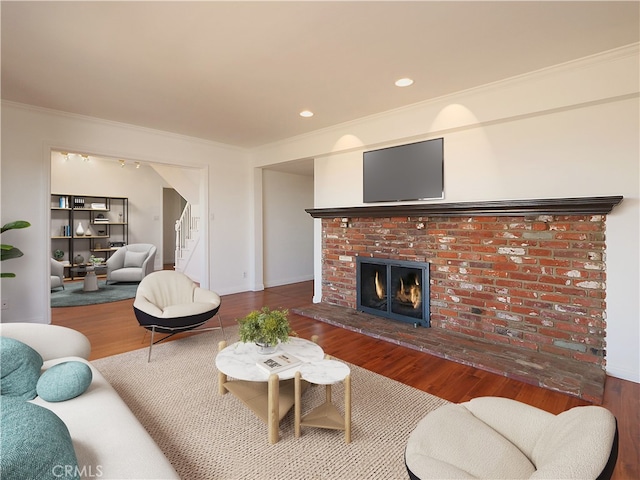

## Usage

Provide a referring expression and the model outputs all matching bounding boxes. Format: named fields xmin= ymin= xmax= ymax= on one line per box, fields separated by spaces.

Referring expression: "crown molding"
xmin=1 ymin=100 xmax=246 ymax=153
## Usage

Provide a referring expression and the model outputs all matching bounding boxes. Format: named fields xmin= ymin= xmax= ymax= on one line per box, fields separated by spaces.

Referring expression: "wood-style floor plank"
xmin=52 ymin=280 xmax=638 ymax=480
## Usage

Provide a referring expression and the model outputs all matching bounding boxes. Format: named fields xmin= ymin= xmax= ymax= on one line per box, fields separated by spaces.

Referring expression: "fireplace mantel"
xmin=306 ymin=195 xmax=623 ymax=218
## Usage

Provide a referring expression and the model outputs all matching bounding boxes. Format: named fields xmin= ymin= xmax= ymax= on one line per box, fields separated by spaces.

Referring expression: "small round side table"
xmin=294 ymin=359 xmax=352 ymax=443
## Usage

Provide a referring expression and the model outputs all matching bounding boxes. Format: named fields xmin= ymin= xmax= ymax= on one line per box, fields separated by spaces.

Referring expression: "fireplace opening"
xmin=356 ymin=257 xmax=430 ymax=327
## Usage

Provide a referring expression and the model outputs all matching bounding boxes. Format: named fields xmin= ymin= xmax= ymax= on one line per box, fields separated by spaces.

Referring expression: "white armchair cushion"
xmin=50 ymin=258 xmax=64 ymax=290
xmin=133 ymin=270 xmax=221 ymax=318
xmin=50 ymin=276 xmax=63 ymax=290
xmin=406 ymin=397 xmax=617 ymax=480
xmin=161 ymin=302 xmax=217 ymax=318
xmin=194 ymin=287 xmax=221 ymax=304
xmin=531 ymin=406 xmax=616 ymax=479
xmin=406 ymin=403 xmax=536 ymax=479
xmin=463 ymin=396 xmax=553 ymax=458
xmin=135 ymin=272 xmax=197 ymax=311
xmin=124 ymin=250 xmax=148 ymax=268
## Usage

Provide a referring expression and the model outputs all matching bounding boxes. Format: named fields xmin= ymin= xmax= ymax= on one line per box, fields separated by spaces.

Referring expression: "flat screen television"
xmin=363 ymin=137 xmax=444 ymax=203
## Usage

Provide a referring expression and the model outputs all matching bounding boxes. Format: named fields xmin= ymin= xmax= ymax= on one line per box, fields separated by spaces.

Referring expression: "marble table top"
xmin=215 ymin=337 xmax=324 ymax=381
xmin=299 ymin=360 xmax=350 ymax=385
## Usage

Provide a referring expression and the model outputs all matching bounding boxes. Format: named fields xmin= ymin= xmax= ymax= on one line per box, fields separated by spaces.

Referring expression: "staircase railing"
xmin=175 ymin=202 xmax=200 ymax=265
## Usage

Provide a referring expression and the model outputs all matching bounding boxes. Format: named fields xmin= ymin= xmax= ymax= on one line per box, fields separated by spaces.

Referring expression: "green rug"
xmin=51 ymin=282 xmax=138 ymax=307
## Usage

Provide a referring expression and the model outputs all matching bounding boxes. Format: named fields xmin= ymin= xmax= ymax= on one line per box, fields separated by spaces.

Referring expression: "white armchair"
xmin=50 ymin=258 xmax=65 ymax=290
xmin=133 ymin=270 xmax=223 ymax=361
xmin=405 ymin=396 xmax=618 ymax=480
xmin=106 ymin=244 xmax=156 ymax=284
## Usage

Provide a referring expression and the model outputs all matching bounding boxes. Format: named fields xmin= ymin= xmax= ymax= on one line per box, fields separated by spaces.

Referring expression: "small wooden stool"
xmin=294 ymin=359 xmax=351 ymax=443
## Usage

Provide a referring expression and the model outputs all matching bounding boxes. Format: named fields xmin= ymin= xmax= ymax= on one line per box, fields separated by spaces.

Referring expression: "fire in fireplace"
xmin=356 ymin=257 xmax=430 ymax=327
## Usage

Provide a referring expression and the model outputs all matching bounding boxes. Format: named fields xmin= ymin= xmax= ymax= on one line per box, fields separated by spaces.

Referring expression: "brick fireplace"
xmin=305 ymin=197 xmax=622 ymax=399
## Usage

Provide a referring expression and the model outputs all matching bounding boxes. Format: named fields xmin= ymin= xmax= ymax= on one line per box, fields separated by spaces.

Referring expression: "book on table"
xmin=256 ymin=353 xmax=302 ymax=374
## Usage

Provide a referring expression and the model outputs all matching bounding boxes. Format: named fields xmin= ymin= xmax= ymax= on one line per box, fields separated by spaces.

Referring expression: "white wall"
xmin=253 ymin=46 xmax=640 ymax=383
xmin=262 ymin=169 xmax=314 ymax=287
xmin=1 ymin=103 xmax=252 ymax=325
xmin=1 ymin=45 xmax=637 ymax=383
xmin=152 ymin=164 xmax=200 ymax=206
xmin=51 ymin=153 xmax=169 ymax=271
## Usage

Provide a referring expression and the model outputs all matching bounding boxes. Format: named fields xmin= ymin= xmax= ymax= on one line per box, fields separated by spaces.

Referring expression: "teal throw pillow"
xmin=0 ymin=337 xmax=43 ymax=400
xmin=0 ymin=397 xmax=80 ymax=479
xmin=37 ymin=361 xmax=93 ymax=402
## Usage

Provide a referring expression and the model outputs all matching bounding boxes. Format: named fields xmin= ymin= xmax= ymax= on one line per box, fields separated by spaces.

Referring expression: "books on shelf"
xmin=256 ymin=353 xmax=302 ymax=374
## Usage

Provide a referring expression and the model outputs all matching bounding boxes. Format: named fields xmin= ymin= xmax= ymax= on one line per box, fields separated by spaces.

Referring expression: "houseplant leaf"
xmin=1 ymin=220 xmax=31 ymax=234
xmin=1 ymin=220 xmax=31 ymax=278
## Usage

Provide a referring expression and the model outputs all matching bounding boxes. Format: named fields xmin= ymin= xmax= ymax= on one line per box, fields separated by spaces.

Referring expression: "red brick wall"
xmin=321 ymin=214 xmax=607 ymax=366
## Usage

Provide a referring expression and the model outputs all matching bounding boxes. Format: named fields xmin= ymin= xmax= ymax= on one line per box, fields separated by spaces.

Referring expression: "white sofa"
xmin=0 ymin=323 xmax=179 ymax=480
xmin=405 ymin=396 xmax=618 ymax=480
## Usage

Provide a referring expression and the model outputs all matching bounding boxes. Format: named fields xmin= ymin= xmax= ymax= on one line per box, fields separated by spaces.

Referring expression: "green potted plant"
xmin=89 ymin=254 xmax=104 ymax=266
xmin=1 ymin=220 xmax=31 ymax=278
xmin=237 ymin=306 xmax=296 ymax=354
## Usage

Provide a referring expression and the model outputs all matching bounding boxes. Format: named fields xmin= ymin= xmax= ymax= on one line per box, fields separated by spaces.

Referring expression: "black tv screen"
xmin=363 ymin=137 xmax=444 ymax=203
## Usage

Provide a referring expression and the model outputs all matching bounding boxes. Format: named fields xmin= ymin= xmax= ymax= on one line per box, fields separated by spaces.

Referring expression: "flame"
xmin=374 ymin=271 xmax=385 ymax=299
xmin=397 ymin=274 xmax=422 ymax=309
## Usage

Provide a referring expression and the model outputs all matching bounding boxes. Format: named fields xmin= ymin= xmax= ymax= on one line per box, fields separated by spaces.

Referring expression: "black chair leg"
xmin=148 ymin=326 xmax=155 ymax=363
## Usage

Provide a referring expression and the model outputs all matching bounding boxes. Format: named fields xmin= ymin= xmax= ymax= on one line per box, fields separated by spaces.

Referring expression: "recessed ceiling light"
xmin=299 ymin=110 xmax=314 ymax=118
xmin=395 ymin=78 xmax=414 ymax=87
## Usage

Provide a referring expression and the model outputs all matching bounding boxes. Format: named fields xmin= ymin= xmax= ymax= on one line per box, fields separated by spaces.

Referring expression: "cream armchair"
xmin=106 ymin=244 xmax=156 ymax=284
xmin=405 ymin=396 xmax=618 ymax=480
xmin=50 ymin=258 xmax=64 ymax=290
xmin=133 ymin=270 xmax=223 ymax=361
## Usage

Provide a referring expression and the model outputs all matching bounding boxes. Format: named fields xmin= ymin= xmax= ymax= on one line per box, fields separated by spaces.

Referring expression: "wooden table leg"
xmin=345 ymin=374 xmax=352 ymax=443
xmin=218 ymin=341 xmax=228 ymax=395
xmin=268 ymin=374 xmax=279 ymax=444
xmin=294 ymin=371 xmax=302 ymax=438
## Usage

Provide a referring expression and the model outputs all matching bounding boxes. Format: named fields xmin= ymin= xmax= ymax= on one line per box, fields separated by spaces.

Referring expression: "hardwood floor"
xmin=52 ymin=281 xmax=639 ymax=479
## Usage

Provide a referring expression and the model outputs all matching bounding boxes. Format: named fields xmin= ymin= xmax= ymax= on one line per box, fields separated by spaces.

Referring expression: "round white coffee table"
xmin=215 ymin=337 xmax=324 ymax=444
xmin=216 ymin=337 xmax=323 ymax=381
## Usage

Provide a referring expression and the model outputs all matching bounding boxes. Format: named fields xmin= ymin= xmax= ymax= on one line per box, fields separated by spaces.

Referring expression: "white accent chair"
xmin=50 ymin=258 xmax=64 ymax=290
xmin=106 ymin=244 xmax=156 ymax=284
xmin=405 ymin=396 xmax=618 ymax=480
xmin=133 ymin=270 xmax=224 ymax=361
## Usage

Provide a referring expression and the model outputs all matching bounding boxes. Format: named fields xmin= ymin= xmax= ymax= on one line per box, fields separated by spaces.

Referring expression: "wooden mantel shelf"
xmin=306 ymin=196 xmax=623 ymax=219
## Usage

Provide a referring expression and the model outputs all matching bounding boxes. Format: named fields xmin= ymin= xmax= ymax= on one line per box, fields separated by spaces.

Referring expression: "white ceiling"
xmin=2 ymin=1 xmax=639 ymax=151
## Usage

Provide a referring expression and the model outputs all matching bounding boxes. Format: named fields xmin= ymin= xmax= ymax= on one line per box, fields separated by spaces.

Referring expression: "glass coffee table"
xmin=70 ymin=265 xmax=107 ymax=292
xmin=215 ymin=337 xmax=324 ymax=443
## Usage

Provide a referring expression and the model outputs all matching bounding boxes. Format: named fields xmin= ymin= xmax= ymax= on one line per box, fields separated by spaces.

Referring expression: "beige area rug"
xmin=92 ymin=328 xmax=449 ymax=480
